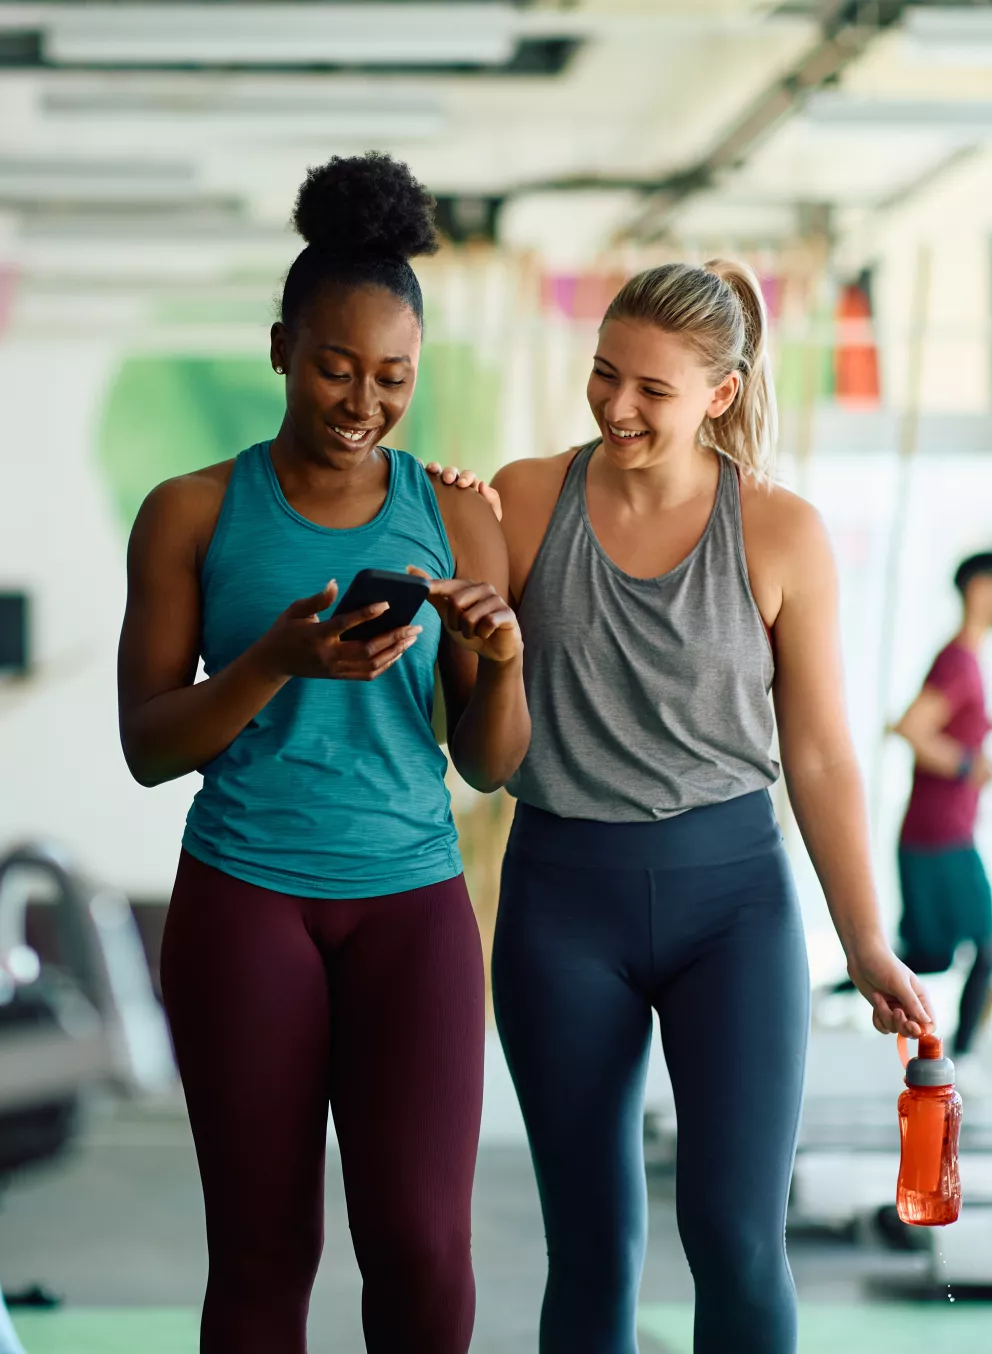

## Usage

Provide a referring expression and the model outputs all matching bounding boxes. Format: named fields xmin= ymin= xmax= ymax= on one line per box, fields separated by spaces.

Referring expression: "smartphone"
xmin=331 ymin=568 xmax=431 ymax=642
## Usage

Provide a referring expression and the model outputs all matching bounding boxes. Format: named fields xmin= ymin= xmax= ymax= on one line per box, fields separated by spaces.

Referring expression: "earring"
xmin=275 ymin=366 xmax=285 ymax=375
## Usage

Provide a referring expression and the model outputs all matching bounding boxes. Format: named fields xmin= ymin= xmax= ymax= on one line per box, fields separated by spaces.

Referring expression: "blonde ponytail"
xmin=603 ymin=258 xmax=778 ymax=481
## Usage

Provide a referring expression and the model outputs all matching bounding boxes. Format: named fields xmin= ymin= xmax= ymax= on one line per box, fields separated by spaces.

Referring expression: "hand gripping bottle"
xmin=896 ymin=1033 xmax=962 ymax=1226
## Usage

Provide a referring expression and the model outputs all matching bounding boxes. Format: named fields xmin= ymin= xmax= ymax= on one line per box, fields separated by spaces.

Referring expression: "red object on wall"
xmin=834 ymin=283 xmax=880 ymax=406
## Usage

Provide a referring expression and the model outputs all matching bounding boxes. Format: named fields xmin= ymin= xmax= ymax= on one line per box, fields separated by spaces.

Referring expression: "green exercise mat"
xmin=15 ymin=1301 xmax=991 ymax=1354
xmin=11 ymin=1308 xmax=199 ymax=1353
xmin=638 ymin=1301 xmax=992 ymax=1353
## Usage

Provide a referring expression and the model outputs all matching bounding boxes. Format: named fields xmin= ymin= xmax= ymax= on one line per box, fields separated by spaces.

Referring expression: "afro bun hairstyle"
xmin=280 ymin=152 xmax=438 ymax=330
xmin=292 ymin=151 xmax=438 ymax=262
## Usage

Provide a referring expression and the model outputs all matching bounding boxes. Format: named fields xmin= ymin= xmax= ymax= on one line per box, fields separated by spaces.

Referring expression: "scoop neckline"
xmin=577 ymin=441 xmax=727 ymax=585
xmin=261 ymin=440 xmax=397 ymax=537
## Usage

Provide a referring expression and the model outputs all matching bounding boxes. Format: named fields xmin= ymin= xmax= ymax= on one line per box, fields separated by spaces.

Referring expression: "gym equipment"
xmin=0 ymin=842 xmax=174 ymax=1123
xmin=0 ymin=842 xmax=175 ymax=1301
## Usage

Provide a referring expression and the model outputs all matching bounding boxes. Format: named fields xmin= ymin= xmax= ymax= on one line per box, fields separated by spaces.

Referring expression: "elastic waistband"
xmin=507 ymin=790 xmax=782 ymax=871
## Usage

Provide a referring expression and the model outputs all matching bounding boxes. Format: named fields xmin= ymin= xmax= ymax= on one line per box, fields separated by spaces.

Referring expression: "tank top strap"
xmin=712 ymin=455 xmax=773 ymax=647
xmin=518 ymin=440 xmax=597 ymax=607
xmin=561 ymin=440 xmax=598 ymax=501
xmin=544 ymin=439 xmax=599 ymax=540
xmin=393 ymin=449 xmax=455 ymax=578
xmin=720 ymin=456 xmax=748 ymax=564
xmin=200 ymin=443 xmax=272 ymax=592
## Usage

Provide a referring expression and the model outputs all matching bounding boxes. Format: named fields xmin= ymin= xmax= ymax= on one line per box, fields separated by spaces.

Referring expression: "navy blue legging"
xmin=492 ymin=792 xmax=810 ymax=1354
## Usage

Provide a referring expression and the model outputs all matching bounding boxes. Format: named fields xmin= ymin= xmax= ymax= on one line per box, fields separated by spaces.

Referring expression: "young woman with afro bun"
xmin=118 ymin=153 xmax=529 ymax=1354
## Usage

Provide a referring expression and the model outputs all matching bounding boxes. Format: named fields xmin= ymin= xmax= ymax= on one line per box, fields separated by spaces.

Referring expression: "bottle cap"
xmin=905 ymin=1033 xmax=956 ymax=1087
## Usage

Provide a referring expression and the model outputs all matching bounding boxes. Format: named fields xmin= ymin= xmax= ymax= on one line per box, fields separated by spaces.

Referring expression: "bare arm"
xmin=118 ymin=475 xmax=424 ymax=787
xmin=118 ymin=476 xmax=289 ymax=786
xmin=427 ymin=484 xmax=530 ymax=792
xmin=771 ymin=500 xmax=931 ymax=1036
xmin=892 ymin=687 xmax=984 ymax=781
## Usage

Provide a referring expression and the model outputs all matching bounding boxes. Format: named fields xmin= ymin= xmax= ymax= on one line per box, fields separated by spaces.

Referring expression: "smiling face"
xmin=270 ymin=282 xmax=421 ymax=469
xmin=587 ymin=318 xmax=740 ymax=470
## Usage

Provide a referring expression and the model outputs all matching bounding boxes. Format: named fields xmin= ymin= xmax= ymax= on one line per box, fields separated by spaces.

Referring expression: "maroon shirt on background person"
xmin=901 ymin=642 xmax=991 ymax=849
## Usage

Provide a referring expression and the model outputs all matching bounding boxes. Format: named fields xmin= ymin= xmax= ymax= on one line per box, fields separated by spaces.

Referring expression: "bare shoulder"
xmin=492 ymin=449 xmax=575 ymax=508
xmin=492 ymin=449 xmax=579 ymax=540
xmin=737 ymin=474 xmax=833 ymax=624
xmin=491 ymin=449 xmax=582 ymax=603
xmin=739 ymin=475 xmax=829 ymax=556
xmin=137 ymin=459 xmax=234 ymax=520
xmin=129 ymin=459 xmax=236 ymax=569
xmin=431 ymin=474 xmax=503 ymax=540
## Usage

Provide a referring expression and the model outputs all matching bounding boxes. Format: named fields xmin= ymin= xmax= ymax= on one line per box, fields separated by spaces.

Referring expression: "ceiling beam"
xmin=497 ymin=2 xmax=912 ymax=235
xmin=624 ymin=0 xmax=913 ymax=240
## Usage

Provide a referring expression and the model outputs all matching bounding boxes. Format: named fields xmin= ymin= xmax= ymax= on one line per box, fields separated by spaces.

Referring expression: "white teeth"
xmin=609 ymin=425 xmax=645 ymax=439
xmin=333 ymin=427 xmax=368 ymax=442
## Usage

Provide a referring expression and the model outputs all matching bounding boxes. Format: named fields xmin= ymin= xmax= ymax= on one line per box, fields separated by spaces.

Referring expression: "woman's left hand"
xmin=846 ymin=940 xmax=934 ymax=1038
xmin=407 ymin=566 xmax=522 ymax=665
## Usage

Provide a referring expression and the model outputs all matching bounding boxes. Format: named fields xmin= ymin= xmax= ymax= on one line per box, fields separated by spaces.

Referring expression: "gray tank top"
xmin=507 ymin=441 xmax=779 ymax=822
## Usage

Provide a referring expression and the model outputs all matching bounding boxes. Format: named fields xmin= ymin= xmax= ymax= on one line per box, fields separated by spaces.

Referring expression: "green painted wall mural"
xmin=98 ymin=357 xmax=285 ymax=534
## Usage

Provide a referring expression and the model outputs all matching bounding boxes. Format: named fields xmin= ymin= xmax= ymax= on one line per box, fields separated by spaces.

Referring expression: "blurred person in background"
xmin=429 ymin=259 xmax=932 ymax=1354
xmin=117 ymin=153 xmax=528 ymax=1354
xmin=890 ymin=551 xmax=992 ymax=1094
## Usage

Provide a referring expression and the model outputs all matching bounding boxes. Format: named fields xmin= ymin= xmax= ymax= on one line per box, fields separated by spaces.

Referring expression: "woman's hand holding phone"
xmin=407 ymin=567 xmax=521 ymax=666
xmin=256 ymin=580 xmax=422 ymax=683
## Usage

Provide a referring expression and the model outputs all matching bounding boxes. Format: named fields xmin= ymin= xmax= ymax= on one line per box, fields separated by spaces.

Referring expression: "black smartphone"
xmin=331 ymin=568 xmax=431 ymax=642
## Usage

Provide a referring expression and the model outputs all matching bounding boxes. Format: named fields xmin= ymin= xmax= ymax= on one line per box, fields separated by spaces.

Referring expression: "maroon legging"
xmin=160 ymin=851 xmax=485 ymax=1354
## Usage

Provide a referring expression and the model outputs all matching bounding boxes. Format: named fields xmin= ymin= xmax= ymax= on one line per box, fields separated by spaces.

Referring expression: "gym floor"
xmin=1 ymin=1089 xmax=991 ymax=1354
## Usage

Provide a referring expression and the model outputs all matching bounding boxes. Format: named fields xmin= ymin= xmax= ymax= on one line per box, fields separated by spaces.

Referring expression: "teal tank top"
xmin=182 ymin=441 xmax=462 ymax=898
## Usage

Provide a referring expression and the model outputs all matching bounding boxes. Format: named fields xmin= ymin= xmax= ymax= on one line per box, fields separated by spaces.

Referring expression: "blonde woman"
xmin=429 ymin=260 xmax=932 ymax=1354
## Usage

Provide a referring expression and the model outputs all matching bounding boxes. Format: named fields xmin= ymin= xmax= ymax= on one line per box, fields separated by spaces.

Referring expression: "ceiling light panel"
xmin=904 ymin=7 xmax=992 ymax=66
xmin=43 ymin=4 xmax=518 ymax=68
xmin=804 ymin=93 xmax=992 ymax=137
xmin=0 ymin=156 xmax=198 ymax=203
xmin=731 ymin=116 xmax=968 ymax=208
xmin=40 ymin=85 xmax=447 ymax=144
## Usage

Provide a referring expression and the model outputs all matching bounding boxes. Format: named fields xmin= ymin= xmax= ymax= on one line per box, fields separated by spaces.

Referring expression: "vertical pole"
xmin=776 ymin=233 xmax=828 ymax=848
xmin=869 ymin=243 xmax=932 ymax=834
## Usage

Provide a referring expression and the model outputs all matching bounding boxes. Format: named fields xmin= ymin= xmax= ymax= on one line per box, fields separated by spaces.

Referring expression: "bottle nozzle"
xmin=904 ymin=1032 xmax=955 ymax=1087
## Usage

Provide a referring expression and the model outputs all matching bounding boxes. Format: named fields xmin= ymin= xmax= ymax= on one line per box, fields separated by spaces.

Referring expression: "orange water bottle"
xmin=896 ymin=1033 xmax=962 ymax=1226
